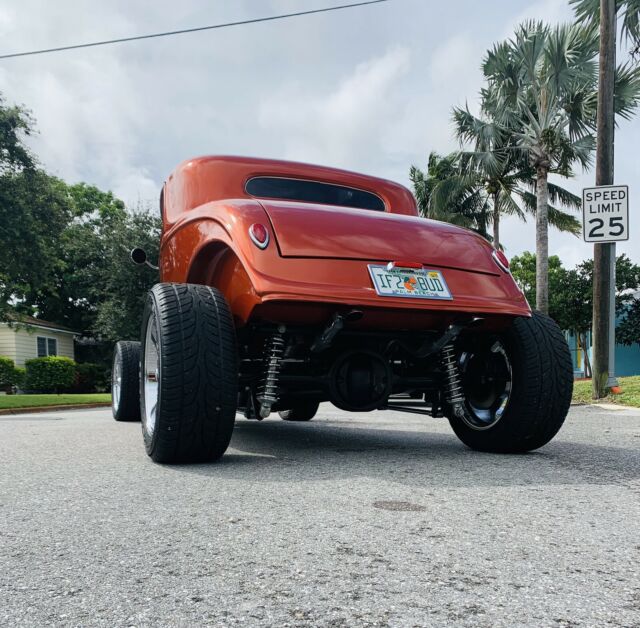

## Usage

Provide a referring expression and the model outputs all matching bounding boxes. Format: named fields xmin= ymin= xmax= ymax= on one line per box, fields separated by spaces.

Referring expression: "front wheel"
xmin=447 ymin=311 xmax=573 ymax=453
xmin=140 ymin=283 xmax=238 ymax=464
xmin=111 ymin=341 xmax=141 ymax=422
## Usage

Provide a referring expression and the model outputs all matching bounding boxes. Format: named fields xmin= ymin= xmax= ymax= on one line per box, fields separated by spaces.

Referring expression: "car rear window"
xmin=245 ymin=176 xmax=386 ymax=212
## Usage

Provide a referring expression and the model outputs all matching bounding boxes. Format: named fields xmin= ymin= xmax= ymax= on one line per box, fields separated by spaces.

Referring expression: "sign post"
xmin=583 ymin=184 xmax=629 ymax=389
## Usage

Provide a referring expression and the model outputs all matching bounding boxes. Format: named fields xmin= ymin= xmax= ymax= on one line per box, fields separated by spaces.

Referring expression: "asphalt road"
xmin=1 ymin=403 xmax=639 ymax=628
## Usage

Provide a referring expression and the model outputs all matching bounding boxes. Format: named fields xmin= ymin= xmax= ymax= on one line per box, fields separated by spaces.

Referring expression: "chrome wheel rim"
xmin=143 ymin=313 xmax=160 ymax=435
xmin=459 ymin=340 xmax=512 ymax=431
xmin=112 ymin=356 xmax=121 ymax=412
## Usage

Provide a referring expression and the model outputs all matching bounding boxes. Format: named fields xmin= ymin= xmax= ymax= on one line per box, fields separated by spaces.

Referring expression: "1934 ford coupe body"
xmin=111 ymin=156 xmax=572 ymax=464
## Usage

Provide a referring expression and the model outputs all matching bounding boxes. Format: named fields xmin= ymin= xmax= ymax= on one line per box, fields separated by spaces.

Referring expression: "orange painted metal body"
xmin=160 ymin=156 xmax=530 ymax=330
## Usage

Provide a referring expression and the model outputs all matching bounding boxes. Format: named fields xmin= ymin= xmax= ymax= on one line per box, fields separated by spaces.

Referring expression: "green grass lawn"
xmin=0 ymin=393 xmax=111 ymax=410
xmin=573 ymin=376 xmax=640 ymax=408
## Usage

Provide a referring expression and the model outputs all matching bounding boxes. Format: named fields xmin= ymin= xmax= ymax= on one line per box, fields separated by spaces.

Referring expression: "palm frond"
xmin=497 ymin=186 xmax=527 ymax=220
xmin=547 ymin=182 xmax=581 ymax=210
xmin=518 ymin=190 xmax=581 ymax=234
xmin=614 ymin=61 xmax=640 ymax=121
xmin=548 ymin=204 xmax=582 ymax=234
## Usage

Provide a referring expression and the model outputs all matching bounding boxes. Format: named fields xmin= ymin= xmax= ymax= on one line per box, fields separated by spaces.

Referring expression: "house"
xmin=0 ymin=316 xmax=77 ymax=367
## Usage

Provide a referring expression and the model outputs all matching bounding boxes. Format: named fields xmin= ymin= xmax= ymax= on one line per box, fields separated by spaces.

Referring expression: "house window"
xmin=37 ymin=336 xmax=58 ymax=357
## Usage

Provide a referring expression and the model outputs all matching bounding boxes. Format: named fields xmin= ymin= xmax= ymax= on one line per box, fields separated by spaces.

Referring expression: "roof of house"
xmin=2 ymin=314 xmax=79 ymax=335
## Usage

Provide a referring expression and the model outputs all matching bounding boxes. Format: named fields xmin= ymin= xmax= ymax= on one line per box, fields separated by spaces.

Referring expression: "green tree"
xmin=511 ymin=252 xmax=640 ymax=375
xmin=410 ymin=152 xmax=492 ymax=239
xmin=617 ymin=300 xmax=640 ymax=347
xmin=0 ymin=93 xmax=34 ymax=174
xmin=0 ymin=170 xmax=71 ymax=321
xmin=94 ymin=208 xmax=161 ymax=342
xmin=571 ymin=0 xmax=640 ymax=56
xmin=453 ymin=101 xmax=581 ymax=250
xmin=483 ymin=21 xmax=640 ymax=313
xmin=27 ymin=186 xmax=161 ymax=341
xmin=0 ymin=94 xmax=69 ymax=322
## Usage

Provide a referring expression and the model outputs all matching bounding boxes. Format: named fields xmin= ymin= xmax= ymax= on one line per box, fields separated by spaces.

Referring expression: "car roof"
xmin=163 ymin=155 xmax=418 ymax=224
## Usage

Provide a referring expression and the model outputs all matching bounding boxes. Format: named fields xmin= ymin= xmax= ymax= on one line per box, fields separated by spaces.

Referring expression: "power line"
xmin=0 ymin=0 xmax=390 ymax=60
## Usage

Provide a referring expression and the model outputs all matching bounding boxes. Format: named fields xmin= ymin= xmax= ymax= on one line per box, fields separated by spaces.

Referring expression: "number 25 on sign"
xmin=582 ymin=184 xmax=629 ymax=243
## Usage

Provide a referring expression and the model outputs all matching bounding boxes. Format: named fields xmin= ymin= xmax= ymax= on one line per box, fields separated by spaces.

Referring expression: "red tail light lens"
xmin=492 ymin=249 xmax=510 ymax=272
xmin=249 ymin=223 xmax=269 ymax=249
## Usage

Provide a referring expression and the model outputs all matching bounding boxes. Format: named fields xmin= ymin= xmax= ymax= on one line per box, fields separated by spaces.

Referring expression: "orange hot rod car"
xmin=111 ymin=156 xmax=573 ymax=464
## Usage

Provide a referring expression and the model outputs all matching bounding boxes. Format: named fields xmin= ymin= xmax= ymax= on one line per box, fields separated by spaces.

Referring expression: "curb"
xmin=0 ymin=402 xmax=111 ymax=415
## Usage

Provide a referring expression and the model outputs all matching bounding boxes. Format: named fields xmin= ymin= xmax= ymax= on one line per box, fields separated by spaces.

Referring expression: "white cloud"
xmin=0 ymin=0 xmax=637 ymax=266
xmin=259 ymin=47 xmax=411 ymax=169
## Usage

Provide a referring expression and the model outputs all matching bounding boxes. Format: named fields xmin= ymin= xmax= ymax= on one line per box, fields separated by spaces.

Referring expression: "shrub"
xmin=0 ymin=356 xmax=14 ymax=387
xmin=13 ymin=367 xmax=26 ymax=389
xmin=72 ymin=362 xmax=109 ymax=393
xmin=0 ymin=356 xmax=24 ymax=392
xmin=24 ymin=356 xmax=77 ymax=393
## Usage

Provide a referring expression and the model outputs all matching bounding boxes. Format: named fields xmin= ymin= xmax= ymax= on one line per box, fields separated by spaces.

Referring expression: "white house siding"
xmin=0 ymin=326 xmax=17 ymax=362
xmin=2 ymin=326 xmax=75 ymax=367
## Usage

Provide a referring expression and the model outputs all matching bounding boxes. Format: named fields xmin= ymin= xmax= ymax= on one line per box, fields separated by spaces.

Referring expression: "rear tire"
xmin=279 ymin=402 xmax=319 ymax=422
xmin=448 ymin=311 xmax=573 ymax=453
xmin=140 ymin=283 xmax=238 ymax=464
xmin=111 ymin=341 xmax=141 ymax=422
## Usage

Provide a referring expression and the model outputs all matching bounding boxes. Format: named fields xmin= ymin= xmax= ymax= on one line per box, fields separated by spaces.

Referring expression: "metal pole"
xmin=592 ymin=0 xmax=617 ymax=399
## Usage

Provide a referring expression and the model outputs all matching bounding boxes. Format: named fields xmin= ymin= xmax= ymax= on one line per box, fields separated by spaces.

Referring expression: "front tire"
xmin=448 ymin=311 xmax=573 ymax=453
xmin=140 ymin=283 xmax=238 ymax=464
xmin=112 ymin=341 xmax=141 ymax=422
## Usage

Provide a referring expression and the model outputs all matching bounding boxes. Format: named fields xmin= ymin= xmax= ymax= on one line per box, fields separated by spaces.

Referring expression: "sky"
xmin=0 ymin=0 xmax=638 ymax=267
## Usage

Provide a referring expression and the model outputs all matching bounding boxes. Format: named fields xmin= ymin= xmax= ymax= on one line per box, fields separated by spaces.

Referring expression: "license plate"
xmin=367 ymin=265 xmax=452 ymax=300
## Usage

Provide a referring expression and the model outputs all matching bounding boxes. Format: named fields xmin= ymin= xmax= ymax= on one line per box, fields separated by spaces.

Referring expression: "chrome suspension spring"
xmin=441 ymin=343 xmax=466 ymax=418
xmin=258 ymin=330 xmax=285 ymax=418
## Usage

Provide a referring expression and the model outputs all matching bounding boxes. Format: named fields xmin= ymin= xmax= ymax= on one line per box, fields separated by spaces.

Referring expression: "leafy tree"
xmin=617 ymin=299 xmax=640 ymax=346
xmin=571 ymin=0 xmax=640 ymax=56
xmin=453 ymin=101 xmax=581 ymax=249
xmin=410 ymin=152 xmax=492 ymax=239
xmin=0 ymin=170 xmax=71 ymax=322
xmin=0 ymin=93 xmax=34 ymax=174
xmin=27 ymin=183 xmax=128 ymax=332
xmin=29 ymin=192 xmax=160 ymax=341
xmin=94 ymin=208 xmax=161 ymax=342
xmin=511 ymin=252 xmax=640 ymax=375
xmin=510 ymin=252 xmax=567 ymax=317
xmin=483 ymin=21 xmax=640 ymax=313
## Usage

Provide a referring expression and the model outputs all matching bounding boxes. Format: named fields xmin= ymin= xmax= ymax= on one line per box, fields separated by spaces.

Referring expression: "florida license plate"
xmin=367 ymin=265 xmax=452 ymax=300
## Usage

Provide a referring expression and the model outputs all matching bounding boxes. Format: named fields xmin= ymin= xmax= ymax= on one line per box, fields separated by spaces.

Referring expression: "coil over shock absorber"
xmin=441 ymin=343 xmax=466 ymax=419
xmin=257 ymin=326 xmax=286 ymax=418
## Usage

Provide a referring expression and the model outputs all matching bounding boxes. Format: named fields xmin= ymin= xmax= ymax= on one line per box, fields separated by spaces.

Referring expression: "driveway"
xmin=1 ymin=404 xmax=639 ymax=627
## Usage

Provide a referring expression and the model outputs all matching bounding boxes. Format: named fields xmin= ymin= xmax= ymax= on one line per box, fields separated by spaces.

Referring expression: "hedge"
xmin=24 ymin=356 xmax=77 ymax=393
xmin=71 ymin=362 xmax=110 ymax=393
xmin=0 ymin=356 xmax=25 ymax=392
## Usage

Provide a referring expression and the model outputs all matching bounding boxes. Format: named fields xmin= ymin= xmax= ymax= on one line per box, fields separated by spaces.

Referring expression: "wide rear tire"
xmin=140 ymin=283 xmax=238 ymax=464
xmin=448 ymin=311 xmax=573 ymax=453
xmin=111 ymin=341 xmax=141 ymax=422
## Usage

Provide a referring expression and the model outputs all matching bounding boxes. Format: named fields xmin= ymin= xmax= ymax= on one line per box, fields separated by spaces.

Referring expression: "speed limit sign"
xmin=582 ymin=184 xmax=629 ymax=242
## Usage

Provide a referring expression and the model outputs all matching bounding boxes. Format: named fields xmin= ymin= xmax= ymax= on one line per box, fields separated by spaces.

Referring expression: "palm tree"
xmin=481 ymin=22 xmax=600 ymax=313
xmin=482 ymin=20 xmax=640 ymax=313
xmin=571 ymin=0 xmax=640 ymax=56
xmin=410 ymin=152 xmax=491 ymax=239
xmin=453 ymin=102 xmax=582 ymax=250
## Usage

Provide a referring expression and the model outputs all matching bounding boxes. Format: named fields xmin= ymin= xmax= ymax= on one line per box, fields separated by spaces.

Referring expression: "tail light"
xmin=249 ymin=223 xmax=269 ymax=249
xmin=492 ymin=249 xmax=510 ymax=273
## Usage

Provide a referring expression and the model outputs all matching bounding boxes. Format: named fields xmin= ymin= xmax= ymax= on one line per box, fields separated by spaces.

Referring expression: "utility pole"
xmin=592 ymin=0 xmax=617 ymax=399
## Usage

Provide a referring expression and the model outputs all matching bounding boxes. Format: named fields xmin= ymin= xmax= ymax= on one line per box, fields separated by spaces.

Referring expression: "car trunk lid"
xmin=259 ymin=201 xmax=498 ymax=275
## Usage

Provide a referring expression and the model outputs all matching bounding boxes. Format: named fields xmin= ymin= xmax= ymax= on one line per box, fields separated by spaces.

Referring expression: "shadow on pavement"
xmin=166 ymin=417 xmax=640 ymax=489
